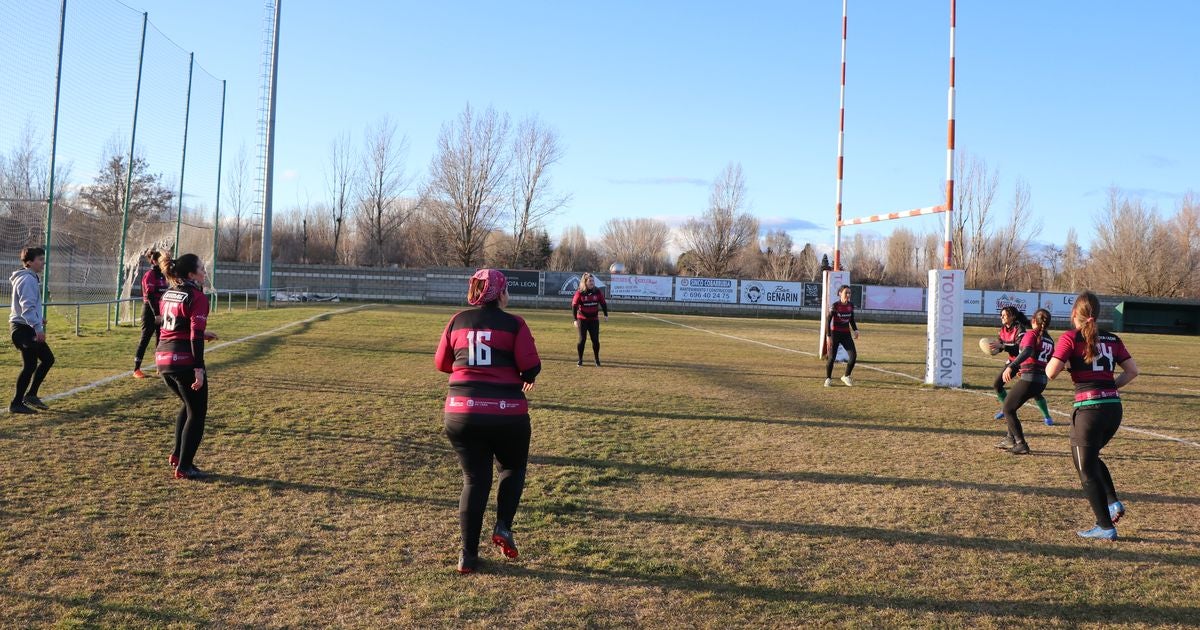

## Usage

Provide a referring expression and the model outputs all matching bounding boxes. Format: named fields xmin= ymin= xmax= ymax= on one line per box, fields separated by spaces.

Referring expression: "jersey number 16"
xmin=466 ymin=331 xmax=492 ymax=366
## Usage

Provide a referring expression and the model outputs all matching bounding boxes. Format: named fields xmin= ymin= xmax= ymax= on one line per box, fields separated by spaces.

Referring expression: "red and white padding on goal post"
xmin=837 ymin=204 xmax=947 ymax=227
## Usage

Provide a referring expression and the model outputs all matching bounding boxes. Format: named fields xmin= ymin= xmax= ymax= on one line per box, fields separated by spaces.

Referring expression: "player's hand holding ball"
xmin=979 ymin=337 xmax=1000 ymax=355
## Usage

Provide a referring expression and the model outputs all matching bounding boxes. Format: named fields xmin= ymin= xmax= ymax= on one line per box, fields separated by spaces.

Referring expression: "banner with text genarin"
xmin=739 ymin=280 xmax=803 ymax=306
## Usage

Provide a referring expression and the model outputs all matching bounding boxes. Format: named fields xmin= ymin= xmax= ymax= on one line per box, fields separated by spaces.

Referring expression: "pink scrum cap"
xmin=468 ymin=268 xmax=508 ymax=305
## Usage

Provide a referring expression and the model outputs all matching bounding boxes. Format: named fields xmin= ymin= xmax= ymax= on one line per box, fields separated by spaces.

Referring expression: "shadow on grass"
xmin=0 ymin=589 xmax=206 ymax=625
xmin=212 ymin=473 xmax=456 ymax=510
xmin=497 ymin=564 xmax=1200 ymax=626
xmin=539 ymin=401 xmax=1006 ymax=438
xmin=528 ymin=454 xmax=1200 ymax=507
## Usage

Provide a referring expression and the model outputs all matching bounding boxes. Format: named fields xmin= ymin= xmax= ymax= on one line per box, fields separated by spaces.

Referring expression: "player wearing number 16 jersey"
xmin=1047 ymin=291 xmax=1139 ymax=541
xmin=435 ymin=269 xmax=541 ymax=574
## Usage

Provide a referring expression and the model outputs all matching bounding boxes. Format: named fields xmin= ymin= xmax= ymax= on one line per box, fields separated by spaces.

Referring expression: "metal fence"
xmin=0 ymin=0 xmax=224 ymax=327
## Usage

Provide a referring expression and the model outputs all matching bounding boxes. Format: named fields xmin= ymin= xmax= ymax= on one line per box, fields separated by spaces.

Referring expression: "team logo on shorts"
xmin=499 ymin=400 xmax=507 ymax=410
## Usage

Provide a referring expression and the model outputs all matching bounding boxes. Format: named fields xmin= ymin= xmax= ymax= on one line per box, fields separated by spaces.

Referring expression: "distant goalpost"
xmin=819 ymin=0 xmax=964 ymax=387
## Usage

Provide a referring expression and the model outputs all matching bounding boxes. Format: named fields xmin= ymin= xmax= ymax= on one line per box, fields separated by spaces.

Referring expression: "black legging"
xmin=134 ymin=303 xmax=160 ymax=370
xmin=825 ymin=331 xmax=857 ymax=379
xmin=1001 ymin=377 xmax=1046 ymax=444
xmin=162 ymin=371 xmax=209 ymax=470
xmin=993 ymin=367 xmax=1048 ymax=407
xmin=577 ymin=319 xmax=600 ymax=363
xmin=1070 ymin=404 xmax=1122 ymax=528
xmin=11 ymin=323 xmax=54 ymax=405
xmin=444 ymin=417 xmax=531 ymax=555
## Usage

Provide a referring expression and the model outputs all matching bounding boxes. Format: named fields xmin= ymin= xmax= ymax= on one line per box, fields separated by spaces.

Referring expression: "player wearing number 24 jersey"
xmin=435 ymin=269 xmax=541 ymax=575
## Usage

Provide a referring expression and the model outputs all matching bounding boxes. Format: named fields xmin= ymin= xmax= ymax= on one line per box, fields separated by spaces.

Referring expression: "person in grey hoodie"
xmin=9 ymin=247 xmax=54 ymax=414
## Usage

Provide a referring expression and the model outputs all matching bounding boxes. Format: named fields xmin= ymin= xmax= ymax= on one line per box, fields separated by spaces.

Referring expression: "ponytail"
xmin=1073 ymin=291 xmax=1101 ymax=363
xmin=162 ymin=253 xmax=201 ymax=287
xmin=1032 ymin=308 xmax=1051 ymax=345
xmin=467 ymin=276 xmax=487 ymax=304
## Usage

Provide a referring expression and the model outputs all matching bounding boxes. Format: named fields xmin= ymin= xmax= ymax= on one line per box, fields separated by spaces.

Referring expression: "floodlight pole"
xmin=259 ymin=0 xmax=281 ymax=304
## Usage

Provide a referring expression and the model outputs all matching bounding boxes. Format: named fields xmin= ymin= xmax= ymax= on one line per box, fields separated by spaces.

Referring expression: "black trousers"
xmin=576 ymin=319 xmax=600 ymax=362
xmin=825 ymin=331 xmax=857 ymax=379
xmin=1001 ymin=377 xmax=1046 ymax=444
xmin=993 ymin=368 xmax=1048 ymax=407
xmin=162 ymin=371 xmax=209 ymax=470
xmin=1070 ymin=403 xmax=1122 ymax=528
xmin=444 ymin=417 xmax=531 ymax=555
xmin=10 ymin=323 xmax=54 ymax=405
xmin=134 ymin=303 xmax=160 ymax=369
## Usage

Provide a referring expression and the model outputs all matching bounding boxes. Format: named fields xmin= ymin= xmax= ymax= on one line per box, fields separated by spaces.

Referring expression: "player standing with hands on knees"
xmin=435 ymin=269 xmax=541 ymax=574
xmin=824 ymin=285 xmax=858 ymax=387
xmin=1047 ymin=291 xmax=1138 ymax=540
xmin=8 ymin=247 xmax=54 ymax=414
xmin=571 ymin=272 xmax=607 ymax=367
xmin=156 ymin=254 xmax=218 ymax=480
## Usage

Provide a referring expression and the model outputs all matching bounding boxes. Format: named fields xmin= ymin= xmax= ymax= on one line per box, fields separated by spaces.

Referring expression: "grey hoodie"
xmin=9 ymin=269 xmax=44 ymax=333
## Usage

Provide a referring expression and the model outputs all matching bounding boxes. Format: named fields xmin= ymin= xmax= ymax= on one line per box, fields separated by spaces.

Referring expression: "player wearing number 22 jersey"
xmin=435 ymin=269 xmax=541 ymax=574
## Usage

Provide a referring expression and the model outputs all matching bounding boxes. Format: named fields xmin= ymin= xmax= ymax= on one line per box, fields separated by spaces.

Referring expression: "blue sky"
xmin=36 ymin=0 xmax=1200 ymax=253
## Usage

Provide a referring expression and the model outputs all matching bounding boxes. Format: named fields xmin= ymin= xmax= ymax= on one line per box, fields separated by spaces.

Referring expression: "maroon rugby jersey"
xmin=997 ymin=323 xmax=1026 ymax=358
xmin=828 ymin=301 xmax=857 ymax=333
xmin=1015 ymin=330 xmax=1055 ymax=375
xmin=572 ymin=288 xmax=608 ymax=320
xmin=435 ymin=303 xmax=541 ymax=423
xmin=155 ymin=281 xmax=209 ymax=373
xmin=1051 ymin=329 xmax=1132 ymax=406
xmin=141 ymin=267 xmax=168 ymax=316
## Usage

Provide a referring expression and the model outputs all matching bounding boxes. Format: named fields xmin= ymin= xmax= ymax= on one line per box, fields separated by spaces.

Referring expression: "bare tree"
xmin=549 ymin=225 xmax=600 ymax=271
xmin=600 ymin=217 xmax=672 ymax=275
xmin=844 ymin=232 xmax=885 ymax=284
xmin=325 ymin=132 xmax=355 ymax=264
xmin=1 ymin=123 xmax=68 ymax=247
xmin=676 ymin=163 xmax=760 ymax=277
xmin=994 ymin=179 xmax=1042 ymax=289
xmin=507 ymin=116 xmax=569 ymax=266
xmin=219 ymin=144 xmax=253 ymax=262
xmin=79 ymin=139 xmax=173 ymax=221
xmin=797 ymin=243 xmax=820 ymax=281
xmin=950 ymin=152 xmax=999 ymax=285
xmin=355 ymin=117 xmax=413 ymax=266
xmin=761 ymin=229 xmax=799 ymax=281
xmin=882 ymin=227 xmax=919 ymax=286
xmin=425 ymin=104 xmax=511 ymax=267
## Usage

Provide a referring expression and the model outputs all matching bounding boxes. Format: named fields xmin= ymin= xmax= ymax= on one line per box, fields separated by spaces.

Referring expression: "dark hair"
xmin=1032 ymin=308 xmax=1051 ymax=345
xmin=161 ymin=253 xmax=202 ymax=287
xmin=146 ymin=249 xmax=162 ymax=264
xmin=20 ymin=247 xmax=45 ymax=266
xmin=1000 ymin=306 xmax=1030 ymax=329
xmin=1072 ymin=291 xmax=1101 ymax=363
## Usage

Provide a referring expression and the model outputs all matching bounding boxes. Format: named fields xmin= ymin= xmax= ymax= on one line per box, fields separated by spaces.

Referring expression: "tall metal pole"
xmin=212 ymin=79 xmax=227 ymax=291
xmin=259 ymin=0 xmax=281 ymax=303
xmin=833 ymin=0 xmax=847 ymax=271
xmin=174 ymin=52 xmax=195 ymax=258
xmin=114 ymin=12 xmax=149 ymax=324
xmin=42 ymin=0 xmax=68 ymax=321
xmin=943 ymin=0 xmax=957 ymax=269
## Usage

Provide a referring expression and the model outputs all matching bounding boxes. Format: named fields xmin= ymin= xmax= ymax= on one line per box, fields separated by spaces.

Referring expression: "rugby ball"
xmin=979 ymin=337 xmax=1000 ymax=356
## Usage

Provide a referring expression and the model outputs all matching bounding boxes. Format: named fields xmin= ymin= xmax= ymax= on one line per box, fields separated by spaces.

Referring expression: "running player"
xmin=991 ymin=306 xmax=1054 ymax=426
xmin=571 ymin=272 xmax=608 ymax=366
xmin=997 ymin=308 xmax=1055 ymax=455
xmin=8 ymin=247 xmax=54 ymax=414
xmin=435 ymin=269 xmax=541 ymax=574
xmin=824 ymin=285 xmax=858 ymax=387
xmin=1047 ymin=291 xmax=1138 ymax=540
xmin=133 ymin=249 xmax=168 ymax=378
xmin=156 ymin=254 xmax=218 ymax=480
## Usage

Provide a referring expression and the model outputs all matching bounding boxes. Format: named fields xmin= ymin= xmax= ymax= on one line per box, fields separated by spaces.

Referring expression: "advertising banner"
xmin=962 ymin=289 xmax=983 ymax=314
xmin=739 ymin=280 xmax=803 ymax=306
xmin=864 ymin=286 xmax=924 ymax=311
xmin=802 ymin=282 xmax=823 ymax=308
xmin=926 ymin=269 xmax=964 ymax=387
xmin=543 ymin=272 xmax=609 ymax=297
xmin=1038 ymin=292 xmax=1076 ymax=318
xmin=609 ymin=274 xmax=674 ymax=301
xmin=501 ymin=270 xmax=540 ymax=295
xmin=983 ymin=290 xmax=1039 ymax=315
xmin=675 ymin=276 xmax=738 ymax=303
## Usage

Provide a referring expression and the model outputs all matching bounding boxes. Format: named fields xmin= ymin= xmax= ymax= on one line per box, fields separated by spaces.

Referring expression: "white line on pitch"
xmin=2 ymin=304 xmax=374 ymax=414
xmin=1181 ymin=388 xmax=1200 ymax=394
xmin=633 ymin=312 xmax=1200 ymax=449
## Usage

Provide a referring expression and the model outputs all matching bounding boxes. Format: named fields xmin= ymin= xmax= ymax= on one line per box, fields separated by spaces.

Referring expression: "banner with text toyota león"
xmin=609 ymin=274 xmax=673 ymax=301
xmin=675 ymin=277 xmax=738 ymax=303
xmin=740 ymin=280 xmax=803 ymax=306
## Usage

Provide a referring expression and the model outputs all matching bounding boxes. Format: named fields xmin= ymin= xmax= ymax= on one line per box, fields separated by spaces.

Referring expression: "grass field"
xmin=1 ymin=303 xmax=1198 ymax=628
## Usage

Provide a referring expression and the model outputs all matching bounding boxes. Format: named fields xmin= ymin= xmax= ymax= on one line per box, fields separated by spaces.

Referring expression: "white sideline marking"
xmin=633 ymin=312 xmax=1200 ymax=449
xmin=4 ymin=304 xmax=373 ymax=413
xmin=1181 ymin=388 xmax=1200 ymax=394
